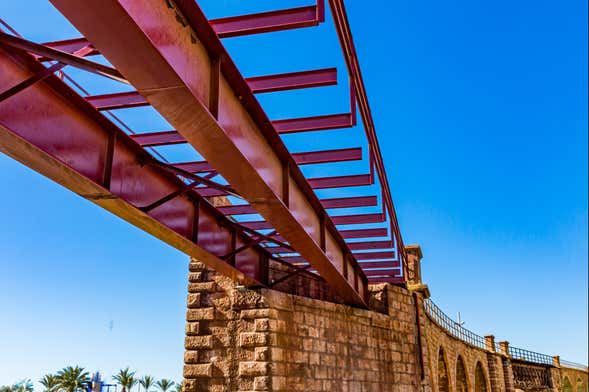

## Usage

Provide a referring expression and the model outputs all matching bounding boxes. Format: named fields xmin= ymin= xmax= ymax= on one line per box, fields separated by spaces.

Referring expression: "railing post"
xmin=485 ymin=335 xmax=496 ymax=352
xmin=498 ymin=341 xmax=510 ymax=357
xmin=553 ymin=356 xmax=561 ymax=367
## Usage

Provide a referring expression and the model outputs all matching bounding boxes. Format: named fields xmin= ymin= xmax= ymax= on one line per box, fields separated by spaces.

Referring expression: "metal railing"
xmin=424 ymin=299 xmax=589 ymax=371
xmin=509 ymin=346 xmax=553 ymax=365
xmin=423 ymin=299 xmax=486 ymax=349
xmin=560 ymin=360 xmax=589 ymax=372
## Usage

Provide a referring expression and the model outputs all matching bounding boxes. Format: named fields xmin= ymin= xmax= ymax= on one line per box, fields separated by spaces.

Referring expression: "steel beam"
xmin=171 ymin=147 xmax=363 ymax=173
xmin=217 ymin=196 xmax=376 ymax=215
xmin=50 ymin=0 xmax=368 ymax=306
xmin=124 ymin=116 xmax=353 ymax=144
xmin=241 ymin=213 xmax=385 ymax=231
xmin=307 ymin=174 xmax=372 ymax=189
xmin=0 ymin=47 xmax=268 ymax=287
xmin=245 ymin=68 xmax=337 ymax=93
xmin=340 ymin=228 xmax=387 ymax=239
xmin=210 ymin=4 xmax=324 ymax=38
xmin=329 ymin=0 xmax=407 ymax=278
xmin=0 ymin=31 xmax=126 ymax=83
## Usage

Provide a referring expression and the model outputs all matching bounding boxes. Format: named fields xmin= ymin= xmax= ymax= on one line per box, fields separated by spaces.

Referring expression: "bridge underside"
xmin=0 ymin=0 xmax=407 ymax=307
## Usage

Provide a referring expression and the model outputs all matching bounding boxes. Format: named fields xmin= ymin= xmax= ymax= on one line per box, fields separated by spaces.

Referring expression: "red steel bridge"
xmin=0 ymin=0 xmax=406 ymax=308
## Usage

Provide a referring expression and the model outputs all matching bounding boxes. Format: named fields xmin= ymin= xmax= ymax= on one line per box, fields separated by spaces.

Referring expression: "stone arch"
xmin=576 ymin=378 xmax=586 ymax=392
xmin=474 ymin=361 xmax=487 ymax=392
xmin=455 ymin=355 xmax=469 ymax=392
xmin=437 ymin=346 xmax=451 ymax=392
xmin=563 ymin=376 xmax=573 ymax=392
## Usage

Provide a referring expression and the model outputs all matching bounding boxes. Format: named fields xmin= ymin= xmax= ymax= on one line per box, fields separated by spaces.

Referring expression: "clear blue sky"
xmin=1 ymin=0 xmax=587 ymax=387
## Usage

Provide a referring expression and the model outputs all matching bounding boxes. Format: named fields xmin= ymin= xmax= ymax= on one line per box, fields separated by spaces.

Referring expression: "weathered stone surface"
xmin=182 ymin=257 xmax=588 ymax=392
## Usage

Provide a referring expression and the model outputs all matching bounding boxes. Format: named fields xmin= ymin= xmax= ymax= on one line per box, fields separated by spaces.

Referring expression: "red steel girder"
xmin=307 ymin=173 xmax=372 ymax=189
xmin=347 ymin=240 xmax=393 ymax=251
xmin=245 ymin=67 xmax=336 ymax=93
xmin=329 ymin=0 xmax=407 ymax=278
xmin=270 ymin=227 xmax=387 ymax=243
xmin=0 ymin=47 xmax=269 ymax=287
xmin=241 ymin=212 xmax=385 ymax=231
xmin=86 ymin=68 xmax=336 ymax=110
xmin=210 ymin=3 xmax=324 ymax=38
xmin=0 ymin=31 xmax=126 ymax=84
xmin=43 ymin=2 xmax=324 ymax=51
xmin=218 ymin=196 xmax=376 ymax=215
xmin=291 ymin=260 xmax=400 ymax=269
xmin=179 ymin=173 xmax=373 ymax=197
xmin=340 ymin=228 xmax=387 ymax=239
xmin=125 ymin=113 xmax=354 ymax=145
xmin=172 ymin=147 xmax=362 ymax=173
xmin=49 ymin=0 xmax=368 ymax=306
xmin=363 ymin=269 xmax=401 ymax=277
xmin=354 ymin=251 xmax=396 ymax=261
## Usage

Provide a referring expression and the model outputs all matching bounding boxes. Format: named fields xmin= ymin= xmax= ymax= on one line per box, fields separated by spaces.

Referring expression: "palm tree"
xmin=40 ymin=374 xmax=60 ymax=392
xmin=174 ymin=382 xmax=182 ymax=392
xmin=57 ymin=366 xmax=89 ymax=392
xmin=113 ymin=368 xmax=136 ymax=392
xmin=0 ymin=380 xmax=33 ymax=392
xmin=155 ymin=380 xmax=174 ymax=392
xmin=138 ymin=376 xmax=154 ymax=392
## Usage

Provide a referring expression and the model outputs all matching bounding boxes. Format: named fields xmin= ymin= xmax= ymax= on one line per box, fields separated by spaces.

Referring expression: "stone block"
xmin=183 ymin=364 xmax=212 ymax=379
xmin=238 ymin=362 xmax=269 ymax=377
xmin=255 ymin=347 xmax=269 ymax=361
xmin=187 ymin=308 xmax=215 ymax=321
xmin=186 ymin=293 xmax=201 ymax=308
xmin=240 ymin=332 xmax=268 ymax=347
xmin=185 ymin=322 xmax=200 ymax=336
xmin=253 ymin=376 xmax=270 ymax=391
xmin=185 ymin=335 xmax=213 ymax=350
xmin=188 ymin=282 xmax=217 ymax=293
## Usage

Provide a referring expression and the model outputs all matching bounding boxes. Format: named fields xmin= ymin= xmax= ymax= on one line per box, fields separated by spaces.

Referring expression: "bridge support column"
xmin=182 ymin=257 xmax=424 ymax=391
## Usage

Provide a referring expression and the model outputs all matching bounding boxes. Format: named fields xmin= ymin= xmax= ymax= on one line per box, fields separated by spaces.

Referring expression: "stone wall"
xmin=422 ymin=310 xmax=493 ymax=392
xmin=183 ymin=259 xmax=424 ymax=392
xmin=182 ymin=254 xmax=587 ymax=392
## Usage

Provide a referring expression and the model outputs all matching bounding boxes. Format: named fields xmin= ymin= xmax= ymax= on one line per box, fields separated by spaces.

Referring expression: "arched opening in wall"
xmin=576 ymin=379 xmax=586 ymax=392
xmin=474 ymin=362 xmax=487 ymax=392
xmin=456 ymin=356 xmax=469 ymax=392
xmin=437 ymin=347 xmax=450 ymax=392
xmin=563 ymin=377 xmax=573 ymax=392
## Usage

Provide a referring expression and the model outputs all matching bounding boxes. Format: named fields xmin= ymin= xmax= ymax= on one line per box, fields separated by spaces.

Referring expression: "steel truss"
xmin=0 ymin=0 xmax=406 ymax=307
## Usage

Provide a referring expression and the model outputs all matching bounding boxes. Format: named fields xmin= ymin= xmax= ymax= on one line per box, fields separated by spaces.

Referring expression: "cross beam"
xmin=0 ymin=47 xmax=268 ymax=287
xmin=49 ymin=0 xmax=369 ymax=306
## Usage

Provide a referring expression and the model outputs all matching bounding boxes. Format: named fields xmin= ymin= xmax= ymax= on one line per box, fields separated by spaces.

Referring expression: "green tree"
xmin=174 ymin=382 xmax=182 ymax=392
xmin=138 ymin=376 xmax=154 ymax=392
xmin=56 ymin=366 xmax=90 ymax=392
xmin=0 ymin=380 xmax=34 ymax=392
xmin=40 ymin=374 xmax=60 ymax=392
xmin=155 ymin=380 xmax=174 ymax=392
xmin=113 ymin=368 xmax=136 ymax=392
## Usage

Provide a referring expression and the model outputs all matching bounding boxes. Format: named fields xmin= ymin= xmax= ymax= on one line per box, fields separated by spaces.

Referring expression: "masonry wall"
xmin=182 ymin=258 xmax=424 ymax=392
xmin=422 ymin=310 xmax=494 ymax=392
xmin=182 ymin=257 xmax=587 ymax=392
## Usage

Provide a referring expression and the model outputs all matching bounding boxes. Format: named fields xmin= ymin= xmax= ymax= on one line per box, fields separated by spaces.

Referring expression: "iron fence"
xmin=423 ymin=299 xmax=486 ymax=349
xmin=509 ymin=346 xmax=553 ymax=365
xmin=560 ymin=360 xmax=589 ymax=372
